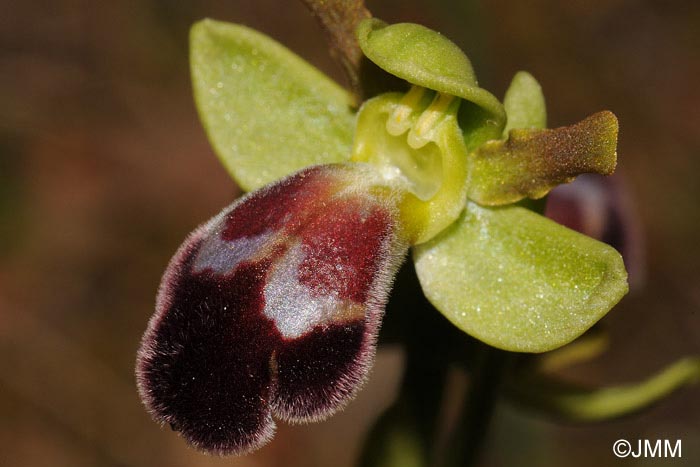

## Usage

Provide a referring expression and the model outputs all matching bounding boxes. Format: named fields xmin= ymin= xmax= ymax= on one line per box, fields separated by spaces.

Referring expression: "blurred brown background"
xmin=1 ymin=1 xmax=699 ymax=466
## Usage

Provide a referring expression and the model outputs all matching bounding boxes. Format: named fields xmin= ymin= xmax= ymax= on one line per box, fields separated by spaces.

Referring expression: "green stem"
xmin=360 ymin=263 xmax=513 ymax=467
xmin=358 ymin=348 xmax=447 ymax=467
xmin=359 ymin=264 xmax=452 ymax=467
xmin=442 ymin=344 xmax=510 ymax=467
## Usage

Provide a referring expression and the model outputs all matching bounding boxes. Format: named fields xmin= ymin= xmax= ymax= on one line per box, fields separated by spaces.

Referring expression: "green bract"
xmin=507 ymin=357 xmax=700 ymax=421
xmin=190 ymin=18 xmax=629 ymax=352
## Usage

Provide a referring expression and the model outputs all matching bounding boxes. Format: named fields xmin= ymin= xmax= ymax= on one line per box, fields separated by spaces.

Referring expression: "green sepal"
xmin=413 ymin=202 xmax=628 ymax=353
xmin=467 ymin=111 xmax=619 ymax=206
xmin=190 ymin=19 xmax=355 ymax=191
xmin=506 ymin=357 xmax=700 ymax=421
xmin=503 ymin=71 xmax=547 ymax=134
xmin=357 ymin=19 xmax=505 ymax=140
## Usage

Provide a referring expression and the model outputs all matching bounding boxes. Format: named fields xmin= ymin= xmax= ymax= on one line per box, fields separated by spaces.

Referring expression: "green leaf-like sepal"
xmin=191 ymin=19 xmax=355 ymax=191
xmin=467 ymin=111 xmax=619 ymax=205
xmin=413 ymin=202 xmax=628 ymax=352
xmin=357 ymin=19 xmax=505 ymax=139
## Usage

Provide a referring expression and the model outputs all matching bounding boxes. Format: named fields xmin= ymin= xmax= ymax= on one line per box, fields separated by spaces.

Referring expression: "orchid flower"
xmin=135 ymin=17 xmax=635 ymax=455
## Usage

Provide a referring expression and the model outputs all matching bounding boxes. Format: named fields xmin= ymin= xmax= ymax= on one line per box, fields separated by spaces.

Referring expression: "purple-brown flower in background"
xmin=546 ymin=173 xmax=645 ymax=290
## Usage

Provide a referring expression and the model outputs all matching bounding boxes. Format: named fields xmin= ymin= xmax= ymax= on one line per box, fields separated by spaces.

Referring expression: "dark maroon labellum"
xmin=136 ymin=165 xmax=407 ymax=455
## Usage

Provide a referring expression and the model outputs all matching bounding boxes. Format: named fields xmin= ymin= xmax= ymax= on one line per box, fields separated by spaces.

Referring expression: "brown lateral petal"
xmin=467 ymin=111 xmax=619 ymax=205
